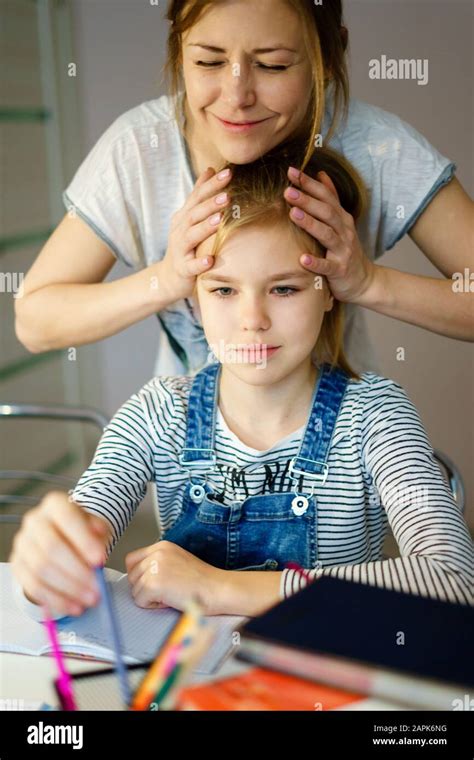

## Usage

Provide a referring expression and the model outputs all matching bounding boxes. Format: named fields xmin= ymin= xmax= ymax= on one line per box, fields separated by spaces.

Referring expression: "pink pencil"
xmin=42 ymin=609 xmax=77 ymax=711
xmin=285 ymin=561 xmax=316 ymax=584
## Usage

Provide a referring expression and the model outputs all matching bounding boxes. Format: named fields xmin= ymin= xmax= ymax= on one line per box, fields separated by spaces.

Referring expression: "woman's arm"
xmin=354 ymin=177 xmax=474 ymax=340
xmin=286 ymin=171 xmax=474 ymax=340
xmin=15 ymin=214 xmax=175 ymax=353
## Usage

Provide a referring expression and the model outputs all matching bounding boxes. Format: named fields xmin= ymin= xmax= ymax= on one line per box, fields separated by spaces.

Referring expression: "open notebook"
xmin=0 ymin=563 xmax=246 ymax=674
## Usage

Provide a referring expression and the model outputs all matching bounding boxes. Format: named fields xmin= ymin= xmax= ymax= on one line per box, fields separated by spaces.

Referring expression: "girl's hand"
xmin=9 ymin=491 xmax=111 ymax=617
xmin=284 ymin=167 xmax=377 ymax=303
xmin=158 ymin=167 xmax=232 ymax=303
xmin=125 ymin=540 xmax=219 ymax=614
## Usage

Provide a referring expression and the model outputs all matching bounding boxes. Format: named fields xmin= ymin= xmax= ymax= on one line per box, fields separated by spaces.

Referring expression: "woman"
xmin=14 ymin=0 xmax=474 ymax=377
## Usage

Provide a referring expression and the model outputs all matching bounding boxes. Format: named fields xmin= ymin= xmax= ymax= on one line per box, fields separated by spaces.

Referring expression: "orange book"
xmin=177 ymin=668 xmax=364 ymax=711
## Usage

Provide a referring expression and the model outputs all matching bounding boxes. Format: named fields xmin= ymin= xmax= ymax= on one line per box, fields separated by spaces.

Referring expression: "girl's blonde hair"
xmin=165 ymin=0 xmax=353 ymax=170
xmin=199 ymin=139 xmax=368 ymax=380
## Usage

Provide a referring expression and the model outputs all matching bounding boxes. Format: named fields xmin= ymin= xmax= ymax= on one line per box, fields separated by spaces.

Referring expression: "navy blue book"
xmin=236 ymin=576 xmax=474 ymax=710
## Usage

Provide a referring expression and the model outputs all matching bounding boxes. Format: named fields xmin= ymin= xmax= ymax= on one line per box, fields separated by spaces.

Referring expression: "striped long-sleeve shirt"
xmin=64 ymin=371 xmax=474 ymax=607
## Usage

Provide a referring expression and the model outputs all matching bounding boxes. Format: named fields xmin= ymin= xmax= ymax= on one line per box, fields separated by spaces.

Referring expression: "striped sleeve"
xmin=280 ymin=380 xmax=474 ymax=605
xmin=71 ymin=385 xmax=160 ymax=553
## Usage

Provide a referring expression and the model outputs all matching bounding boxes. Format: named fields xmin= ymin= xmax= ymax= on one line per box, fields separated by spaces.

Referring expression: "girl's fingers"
xmin=12 ymin=552 xmax=84 ymax=617
xmin=130 ymin=571 xmax=157 ymax=609
xmin=125 ymin=544 xmax=157 ymax=576
xmin=45 ymin=496 xmax=105 ymax=566
xmin=26 ymin=521 xmax=99 ymax=598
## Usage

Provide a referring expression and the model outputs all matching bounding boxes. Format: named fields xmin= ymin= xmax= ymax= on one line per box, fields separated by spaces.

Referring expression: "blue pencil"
xmin=95 ymin=566 xmax=131 ymax=706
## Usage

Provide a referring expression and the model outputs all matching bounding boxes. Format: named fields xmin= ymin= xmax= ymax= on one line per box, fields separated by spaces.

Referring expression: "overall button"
xmin=190 ymin=484 xmax=206 ymax=503
xmin=291 ymin=495 xmax=309 ymax=516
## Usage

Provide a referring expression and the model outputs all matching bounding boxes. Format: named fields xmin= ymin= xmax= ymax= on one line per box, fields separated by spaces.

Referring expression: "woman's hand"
xmin=284 ymin=167 xmax=377 ymax=303
xmin=9 ymin=491 xmax=112 ymax=617
xmin=126 ymin=540 xmax=220 ymax=614
xmin=158 ymin=167 xmax=232 ymax=303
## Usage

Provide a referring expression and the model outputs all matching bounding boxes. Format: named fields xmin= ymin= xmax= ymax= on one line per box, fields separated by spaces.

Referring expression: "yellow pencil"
xmin=131 ymin=597 xmax=202 ymax=711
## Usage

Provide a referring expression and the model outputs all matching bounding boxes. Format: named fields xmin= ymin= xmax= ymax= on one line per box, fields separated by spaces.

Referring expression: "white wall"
xmin=68 ymin=0 xmax=473 ymax=529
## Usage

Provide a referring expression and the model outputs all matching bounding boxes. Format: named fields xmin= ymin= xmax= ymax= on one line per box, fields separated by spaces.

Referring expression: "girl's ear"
xmin=324 ymin=290 xmax=334 ymax=313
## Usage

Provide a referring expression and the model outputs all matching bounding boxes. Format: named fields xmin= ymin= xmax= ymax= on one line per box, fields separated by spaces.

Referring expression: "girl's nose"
xmin=240 ymin=299 xmax=271 ymax=332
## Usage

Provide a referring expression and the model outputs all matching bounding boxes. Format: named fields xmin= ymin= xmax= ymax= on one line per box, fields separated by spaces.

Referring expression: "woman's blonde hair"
xmin=198 ymin=139 xmax=367 ymax=380
xmin=165 ymin=0 xmax=352 ymax=170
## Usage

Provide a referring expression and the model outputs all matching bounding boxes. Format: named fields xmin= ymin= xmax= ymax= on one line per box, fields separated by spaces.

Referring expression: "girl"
xmin=11 ymin=140 xmax=474 ymax=620
xmin=15 ymin=0 xmax=473 ymax=379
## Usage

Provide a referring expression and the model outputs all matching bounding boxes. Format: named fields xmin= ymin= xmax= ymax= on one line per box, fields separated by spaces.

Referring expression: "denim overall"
xmin=162 ymin=361 xmax=350 ymax=571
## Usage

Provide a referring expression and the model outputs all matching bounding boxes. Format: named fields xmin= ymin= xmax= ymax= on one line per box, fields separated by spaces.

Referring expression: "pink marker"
xmin=42 ymin=609 xmax=77 ymax=711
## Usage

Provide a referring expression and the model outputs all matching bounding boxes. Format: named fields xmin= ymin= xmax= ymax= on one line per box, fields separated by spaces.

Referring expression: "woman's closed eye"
xmin=210 ymin=286 xmax=299 ymax=299
xmin=195 ymin=61 xmax=289 ymax=71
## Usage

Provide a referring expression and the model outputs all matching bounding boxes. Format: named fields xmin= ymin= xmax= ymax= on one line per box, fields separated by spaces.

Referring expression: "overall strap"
xmin=178 ymin=362 xmax=221 ymax=471
xmin=289 ymin=363 xmax=350 ymax=486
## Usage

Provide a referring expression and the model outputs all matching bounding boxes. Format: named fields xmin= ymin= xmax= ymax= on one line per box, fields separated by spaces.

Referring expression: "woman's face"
xmin=195 ymin=221 xmax=333 ymax=387
xmin=181 ymin=0 xmax=313 ymax=165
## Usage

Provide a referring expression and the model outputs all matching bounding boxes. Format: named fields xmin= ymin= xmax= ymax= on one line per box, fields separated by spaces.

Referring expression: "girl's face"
xmin=195 ymin=222 xmax=333 ymax=386
xmin=181 ymin=0 xmax=313 ymax=165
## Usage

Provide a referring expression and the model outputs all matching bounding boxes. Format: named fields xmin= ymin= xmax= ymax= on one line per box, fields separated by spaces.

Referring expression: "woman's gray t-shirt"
xmin=63 ymin=90 xmax=455 ymax=377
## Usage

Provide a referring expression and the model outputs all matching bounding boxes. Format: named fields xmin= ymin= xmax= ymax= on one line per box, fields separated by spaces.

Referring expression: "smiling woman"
xmin=14 ymin=0 xmax=473 ymax=380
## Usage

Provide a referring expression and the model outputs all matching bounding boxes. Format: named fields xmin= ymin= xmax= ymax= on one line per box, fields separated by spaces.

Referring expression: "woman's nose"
xmin=220 ymin=61 xmax=257 ymax=109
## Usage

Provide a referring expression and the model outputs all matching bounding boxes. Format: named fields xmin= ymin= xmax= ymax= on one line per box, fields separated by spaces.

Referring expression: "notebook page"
xmin=59 ymin=574 xmax=247 ymax=674
xmin=0 ymin=564 xmax=50 ymax=655
xmin=0 ymin=564 xmax=124 ymax=657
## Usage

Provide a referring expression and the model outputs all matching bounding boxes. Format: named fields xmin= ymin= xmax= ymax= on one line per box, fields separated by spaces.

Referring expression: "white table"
xmin=0 ymin=651 xmax=404 ymax=711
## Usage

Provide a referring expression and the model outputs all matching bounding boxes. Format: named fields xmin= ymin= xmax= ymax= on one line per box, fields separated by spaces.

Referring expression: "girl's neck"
xmin=218 ymin=360 xmax=319 ymax=439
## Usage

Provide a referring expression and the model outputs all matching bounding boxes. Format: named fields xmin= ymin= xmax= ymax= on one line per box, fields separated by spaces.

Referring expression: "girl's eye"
xmin=211 ymin=287 xmax=298 ymax=299
xmin=273 ymin=287 xmax=298 ymax=297
xmin=196 ymin=61 xmax=289 ymax=71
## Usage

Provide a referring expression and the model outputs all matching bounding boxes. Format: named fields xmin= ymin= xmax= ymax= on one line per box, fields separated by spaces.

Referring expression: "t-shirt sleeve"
xmin=62 ymin=114 xmax=144 ymax=268
xmin=371 ymin=113 xmax=456 ymax=253
xmin=70 ymin=386 xmax=158 ymax=553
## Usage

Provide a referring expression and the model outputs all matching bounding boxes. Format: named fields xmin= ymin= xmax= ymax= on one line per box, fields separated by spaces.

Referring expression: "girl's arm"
xmin=69 ymin=388 xmax=157 ymax=553
xmin=277 ymin=381 xmax=474 ymax=606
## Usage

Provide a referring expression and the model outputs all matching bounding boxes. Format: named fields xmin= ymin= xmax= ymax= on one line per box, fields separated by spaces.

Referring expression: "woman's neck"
xmin=218 ymin=360 xmax=319 ymax=439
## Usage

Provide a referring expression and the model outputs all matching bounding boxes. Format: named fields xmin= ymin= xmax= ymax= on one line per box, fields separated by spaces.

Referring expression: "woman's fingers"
xmin=287 ymin=167 xmax=340 ymax=210
xmin=184 ymin=254 xmax=214 ymax=278
xmin=299 ymin=253 xmax=341 ymax=278
xmin=187 ymin=192 xmax=229 ymax=227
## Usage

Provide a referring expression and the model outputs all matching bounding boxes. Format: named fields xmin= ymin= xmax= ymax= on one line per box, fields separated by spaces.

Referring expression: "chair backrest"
xmin=0 ymin=402 xmax=109 ymax=523
xmin=433 ymin=449 xmax=465 ymax=513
